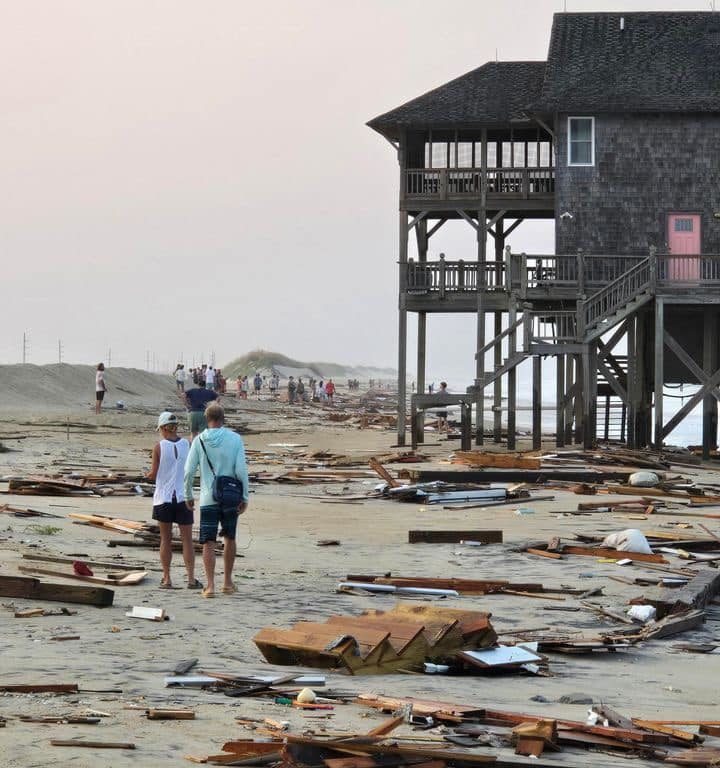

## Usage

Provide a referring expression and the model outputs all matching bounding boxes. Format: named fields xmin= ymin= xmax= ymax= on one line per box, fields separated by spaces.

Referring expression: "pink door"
xmin=668 ymin=214 xmax=701 ymax=280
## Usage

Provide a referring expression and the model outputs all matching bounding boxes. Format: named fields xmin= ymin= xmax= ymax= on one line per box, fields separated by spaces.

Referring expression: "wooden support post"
xmin=564 ymin=355 xmax=574 ymax=444
xmin=574 ymin=353 xmax=583 ymax=444
xmin=556 ymin=355 xmax=565 ymax=447
xmin=475 ymin=129 xmax=487 ymax=445
xmin=397 ymin=190 xmax=408 ymax=447
xmin=703 ymin=308 xmax=718 ymax=458
xmin=416 ymin=312 xmax=426 ymax=445
xmin=532 ymin=355 xmax=542 ymax=450
xmin=507 ymin=299 xmax=517 ymax=450
xmin=626 ymin=315 xmax=637 ymax=449
xmin=582 ymin=344 xmax=597 ymax=449
xmin=654 ymin=297 xmax=664 ymax=450
xmin=493 ymin=311 xmax=503 ymax=443
xmin=493 ymin=219 xmax=504 ymax=443
xmin=636 ymin=309 xmax=651 ymax=447
xmin=460 ymin=402 xmax=472 ymax=451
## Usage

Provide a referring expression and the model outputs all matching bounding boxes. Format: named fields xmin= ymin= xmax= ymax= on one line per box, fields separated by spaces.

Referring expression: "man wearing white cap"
xmin=146 ymin=412 xmax=201 ymax=589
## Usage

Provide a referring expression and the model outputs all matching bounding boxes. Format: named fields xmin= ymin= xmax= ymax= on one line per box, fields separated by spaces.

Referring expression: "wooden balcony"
xmin=402 ymin=253 xmax=720 ymax=313
xmin=402 ymin=167 xmax=555 ymax=210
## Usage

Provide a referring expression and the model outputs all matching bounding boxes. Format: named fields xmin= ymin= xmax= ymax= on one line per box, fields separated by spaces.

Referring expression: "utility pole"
xmin=107 ymin=347 xmax=112 ymax=367
xmin=22 ymin=332 xmax=29 ymax=364
xmin=146 ymin=350 xmax=150 ymax=370
xmin=58 ymin=339 xmax=63 ymax=364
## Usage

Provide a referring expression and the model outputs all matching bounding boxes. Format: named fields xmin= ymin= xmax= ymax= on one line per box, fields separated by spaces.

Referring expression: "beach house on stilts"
xmin=368 ymin=11 xmax=720 ymax=456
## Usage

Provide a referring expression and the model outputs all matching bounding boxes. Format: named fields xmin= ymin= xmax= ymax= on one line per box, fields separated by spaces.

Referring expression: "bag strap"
xmin=198 ymin=438 xmax=216 ymax=477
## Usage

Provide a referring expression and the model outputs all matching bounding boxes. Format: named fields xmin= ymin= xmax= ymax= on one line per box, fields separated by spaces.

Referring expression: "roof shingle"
xmin=537 ymin=12 xmax=720 ymax=113
xmin=367 ymin=61 xmax=546 ymax=138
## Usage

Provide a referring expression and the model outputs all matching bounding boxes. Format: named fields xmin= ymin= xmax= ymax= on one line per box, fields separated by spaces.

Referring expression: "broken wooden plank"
xmin=18 ymin=564 xmax=147 ymax=585
xmin=408 ymin=530 xmax=503 ymax=544
xmin=0 ymin=575 xmax=113 ymax=607
xmin=561 ymin=545 xmax=668 ymax=564
xmin=0 ymin=684 xmax=78 ymax=693
xmin=50 ymin=739 xmax=135 ymax=749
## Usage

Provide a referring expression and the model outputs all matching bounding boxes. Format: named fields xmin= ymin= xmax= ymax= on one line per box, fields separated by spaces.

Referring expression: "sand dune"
xmin=0 ymin=363 xmax=178 ymax=412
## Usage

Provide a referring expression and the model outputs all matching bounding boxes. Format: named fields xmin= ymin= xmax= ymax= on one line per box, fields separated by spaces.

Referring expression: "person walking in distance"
xmin=174 ymin=363 xmax=186 ymax=394
xmin=184 ymin=381 xmax=219 ymax=441
xmin=145 ymin=412 xmax=200 ymax=589
xmin=95 ymin=363 xmax=107 ymax=414
xmin=287 ymin=376 xmax=297 ymax=404
xmin=325 ymin=378 xmax=335 ymax=406
xmin=184 ymin=404 xmax=249 ymax=598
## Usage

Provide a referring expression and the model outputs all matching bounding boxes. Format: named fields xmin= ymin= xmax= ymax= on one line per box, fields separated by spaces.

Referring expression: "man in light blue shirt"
xmin=184 ymin=404 xmax=249 ymax=598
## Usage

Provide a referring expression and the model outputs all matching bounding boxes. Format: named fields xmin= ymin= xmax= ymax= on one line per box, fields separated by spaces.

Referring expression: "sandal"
xmin=187 ymin=579 xmax=203 ymax=590
xmin=221 ymin=583 xmax=237 ymax=594
xmin=201 ymin=588 xmax=215 ymax=598
xmin=159 ymin=581 xmax=173 ymax=589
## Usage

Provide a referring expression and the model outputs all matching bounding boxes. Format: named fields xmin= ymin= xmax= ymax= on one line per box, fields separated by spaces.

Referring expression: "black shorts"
xmin=96 ymin=391 xmax=105 ymax=402
xmin=152 ymin=500 xmax=193 ymax=526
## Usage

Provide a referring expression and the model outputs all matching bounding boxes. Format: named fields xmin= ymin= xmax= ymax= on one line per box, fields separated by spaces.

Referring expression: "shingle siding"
xmin=556 ymin=113 xmax=720 ymax=255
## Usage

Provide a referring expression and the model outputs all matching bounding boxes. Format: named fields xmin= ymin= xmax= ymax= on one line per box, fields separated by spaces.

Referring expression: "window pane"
xmin=571 ymin=119 xmax=592 ymax=141
xmin=431 ymin=142 xmax=447 ymax=167
xmin=675 ymin=218 xmax=693 ymax=232
xmin=570 ymin=141 xmax=592 ymax=164
xmin=457 ymin=141 xmax=473 ymax=168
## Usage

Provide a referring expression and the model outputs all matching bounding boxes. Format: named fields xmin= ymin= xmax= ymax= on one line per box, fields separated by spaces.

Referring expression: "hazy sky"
xmin=1 ymin=0 xmax=711 ymax=378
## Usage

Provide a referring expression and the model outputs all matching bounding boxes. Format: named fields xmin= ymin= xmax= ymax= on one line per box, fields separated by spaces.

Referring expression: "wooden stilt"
xmin=626 ymin=315 xmax=637 ymax=448
xmin=493 ymin=311 xmax=503 ymax=443
xmin=574 ymin=353 xmax=583 ymax=444
xmin=507 ymin=299 xmax=517 ymax=450
xmin=397 ymin=205 xmax=408 ymax=447
xmin=476 ymin=207 xmax=486 ymax=446
xmin=703 ymin=308 xmax=718 ymax=458
xmin=556 ymin=355 xmax=565 ymax=447
xmin=564 ymin=355 xmax=574 ymax=444
xmin=654 ymin=298 xmax=664 ymax=450
xmin=532 ymin=355 xmax=542 ymax=450
xmin=416 ymin=312 xmax=426 ymax=445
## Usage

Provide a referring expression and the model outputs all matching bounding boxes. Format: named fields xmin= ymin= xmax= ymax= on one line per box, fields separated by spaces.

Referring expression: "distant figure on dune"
xmin=95 ymin=363 xmax=107 ymax=414
xmin=325 ymin=378 xmax=335 ymax=406
xmin=174 ymin=364 xmax=186 ymax=394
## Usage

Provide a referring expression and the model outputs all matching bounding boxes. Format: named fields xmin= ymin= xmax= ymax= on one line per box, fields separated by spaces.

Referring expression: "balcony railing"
xmin=404 ymin=167 xmax=555 ymax=201
xmin=656 ymin=254 xmax=720 ymax=285
xmin=405 ymin=254 xmax=647 ymax=296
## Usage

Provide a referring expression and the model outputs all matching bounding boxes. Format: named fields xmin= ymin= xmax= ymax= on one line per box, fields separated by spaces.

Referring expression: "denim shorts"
xmin=199 ymin=504 xmax=238 ymax=543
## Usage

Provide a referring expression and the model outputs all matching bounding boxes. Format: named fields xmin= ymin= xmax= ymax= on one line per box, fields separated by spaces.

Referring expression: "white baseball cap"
xmin=157 ymin=411 xmax=178 ymax=430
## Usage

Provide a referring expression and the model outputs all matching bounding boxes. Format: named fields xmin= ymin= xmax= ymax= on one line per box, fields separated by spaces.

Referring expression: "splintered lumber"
xmin=283 ymin=735 xmax=498 ymax=765
xmin=408 ymin=530 xmax=503 ymax=544
xmin=126 ymin=606 xmax=167 ymax=621
xmin=346 ymin=575 xmax=547 ymax=595
xmin=405 ymin=468 xmax=633 ymax=484
xmin=369 ymin=457 xmax=399 ymax=488
xmin=526 ymin=548 xmax=563 ymax=560
xmin=634 ymin=569 xmax=720 ymax=618
xmin=51 ymin=739 xmax=135 ymax=749
xmin=643 ymin=610 xmax=706 ymax=639
xmin=0 ymin=574 xmax=113 ymax=607
xmin=254 ymin=603 xmax=496 ymax=675
xmin=453 ymin=452 xmax=542 ymax=470
xmin=0 ymin=684 xmax=78 ymax=693
xmin=8 ymin=476 xmax=97 ymax=496
xmin=630 ymin=720 xmax=700 ymax=744
xmin=560 ymin=545 xmax=668 ymax=564
xmin=69 ymin=512 xmax=157 ymax=535
xmin=18 ymin=565 xmax=147 ymax=586
xmin=356 ymin=694 xmax=483 ymax=722
xmin=665 ymin=748 xmax=720 ymax=765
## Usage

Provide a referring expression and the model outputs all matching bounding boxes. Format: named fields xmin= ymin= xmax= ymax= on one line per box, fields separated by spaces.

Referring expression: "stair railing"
xmin=579 ymin=255 xmax=652 ymax=337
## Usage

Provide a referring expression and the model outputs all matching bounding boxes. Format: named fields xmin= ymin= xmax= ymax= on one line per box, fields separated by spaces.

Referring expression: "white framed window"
xmin=568 ymin=116 xmax=594 ymax=166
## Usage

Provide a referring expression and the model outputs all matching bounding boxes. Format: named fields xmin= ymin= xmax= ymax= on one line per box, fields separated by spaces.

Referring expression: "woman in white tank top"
xmin=146 ymin=412 xmax=200 ymax=589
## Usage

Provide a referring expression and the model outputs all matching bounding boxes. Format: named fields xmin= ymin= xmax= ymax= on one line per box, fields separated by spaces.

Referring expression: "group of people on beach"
xmin=174 ymin=364 xmax=227 ymax=394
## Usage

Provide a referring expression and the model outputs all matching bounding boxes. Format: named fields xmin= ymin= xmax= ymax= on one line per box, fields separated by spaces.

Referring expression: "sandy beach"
xmin=0 ymin=371 xmax=718 ymax=768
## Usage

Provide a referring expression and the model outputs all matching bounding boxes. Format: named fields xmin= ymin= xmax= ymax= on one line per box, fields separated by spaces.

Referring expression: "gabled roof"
xmin=367 ymin=61 xmax=546 ymax=139
xmin=537 ymin=12 xmax=720 ymax=113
